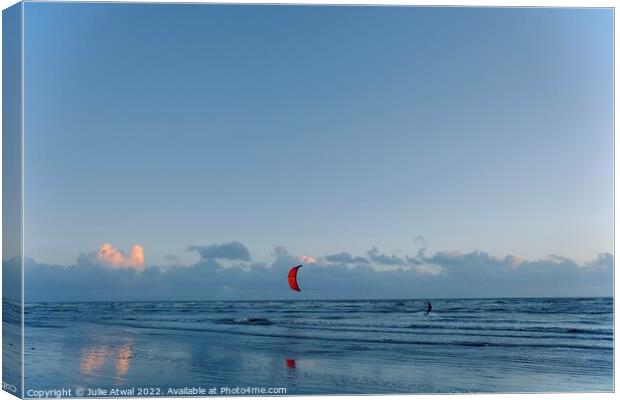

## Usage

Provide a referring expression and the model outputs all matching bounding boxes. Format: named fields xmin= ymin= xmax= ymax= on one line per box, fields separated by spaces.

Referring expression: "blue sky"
xmin=15 ymin=4 xmax=613 ymax=300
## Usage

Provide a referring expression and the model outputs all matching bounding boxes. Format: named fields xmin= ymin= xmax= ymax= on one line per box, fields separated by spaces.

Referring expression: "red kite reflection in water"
xmin=288 ymin=265 xmax=303 ymax=292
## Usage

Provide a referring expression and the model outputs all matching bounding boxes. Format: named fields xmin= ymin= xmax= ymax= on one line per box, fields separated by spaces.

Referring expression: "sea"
xmin=7 ymin=297 xmax=614 ymax=395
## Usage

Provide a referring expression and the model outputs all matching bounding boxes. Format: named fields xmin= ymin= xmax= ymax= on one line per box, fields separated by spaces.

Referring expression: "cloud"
xmin=367 ymin=247 xmax=408 ymax=266
xmin=413 ymin=236 xmax=426 ymax=245
xmin=97 ymin=243 xmax=144 ymax=269
xmin=325 ymin=252 xmax=369 ymax=264
xmin=412 ymin=264 xmax=444 ymax=276
xmin=586 ymin=252 xmax=613 ymax=269
xmin=163 ymin=254 xmax=181 ymax=263
xmin=272 ymin=245 xmax=289 ymax=257
xmin=300 ymin=255 xmax=317 ymax=264
xmin=187 ymin=241 xmax=251 ymax=261
xmin=19 ymin=241 xmax=613 ymax=302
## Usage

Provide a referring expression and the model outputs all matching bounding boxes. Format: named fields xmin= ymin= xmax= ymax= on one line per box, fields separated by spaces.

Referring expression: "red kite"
xmin=288 ymin=265 xmax=303 ymax=292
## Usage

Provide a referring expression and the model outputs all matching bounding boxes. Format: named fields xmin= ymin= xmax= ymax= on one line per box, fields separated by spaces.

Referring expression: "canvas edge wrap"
xmin=3 ymin=2 xmax=24 ymax=398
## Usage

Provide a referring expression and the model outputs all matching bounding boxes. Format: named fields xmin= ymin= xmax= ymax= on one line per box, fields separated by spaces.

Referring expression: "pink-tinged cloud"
xmin=97 ymin=243 xmax=144 ymax=269
xmin=300 ymin=255 xmax=317 ymax=264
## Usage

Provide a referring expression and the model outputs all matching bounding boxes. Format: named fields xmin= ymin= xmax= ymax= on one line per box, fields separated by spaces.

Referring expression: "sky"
xmin=12 ymin=4 xmax=614 ymax=300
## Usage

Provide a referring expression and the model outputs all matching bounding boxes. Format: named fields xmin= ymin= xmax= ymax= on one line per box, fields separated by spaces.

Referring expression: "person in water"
xmin=425 ymin=302 xmax=432 ymax=315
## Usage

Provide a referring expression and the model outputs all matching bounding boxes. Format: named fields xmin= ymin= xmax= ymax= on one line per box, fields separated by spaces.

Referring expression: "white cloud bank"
xmin=12 ymin=241 xmax=613 ymax=302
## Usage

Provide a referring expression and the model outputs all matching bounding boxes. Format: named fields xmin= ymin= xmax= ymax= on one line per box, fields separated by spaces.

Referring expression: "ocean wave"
xmin=278 ymin=322 xmax=613 ymax=341
xmin=22 ymin=298 xmax=613 ymax=357
xmin=215 ymin=317 xmax=273 ymax=326
xmin=88 ymin=320 xmax=613 ymax=351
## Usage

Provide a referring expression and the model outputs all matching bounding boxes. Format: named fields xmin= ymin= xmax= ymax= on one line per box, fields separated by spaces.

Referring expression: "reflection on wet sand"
xmin=285 ymin=358 xmax=298 ymax=386
xmin=80 ymin=346 xmax=111 ymax=374
xmin=80 ymin=344 xmax=133 ymax=378
xmin=116 ymin=345 xmax=132 ymax=376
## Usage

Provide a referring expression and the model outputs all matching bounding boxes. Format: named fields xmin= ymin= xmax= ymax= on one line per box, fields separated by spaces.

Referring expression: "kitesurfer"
xmin=425 ymin=302 xmax=432 ymax=315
